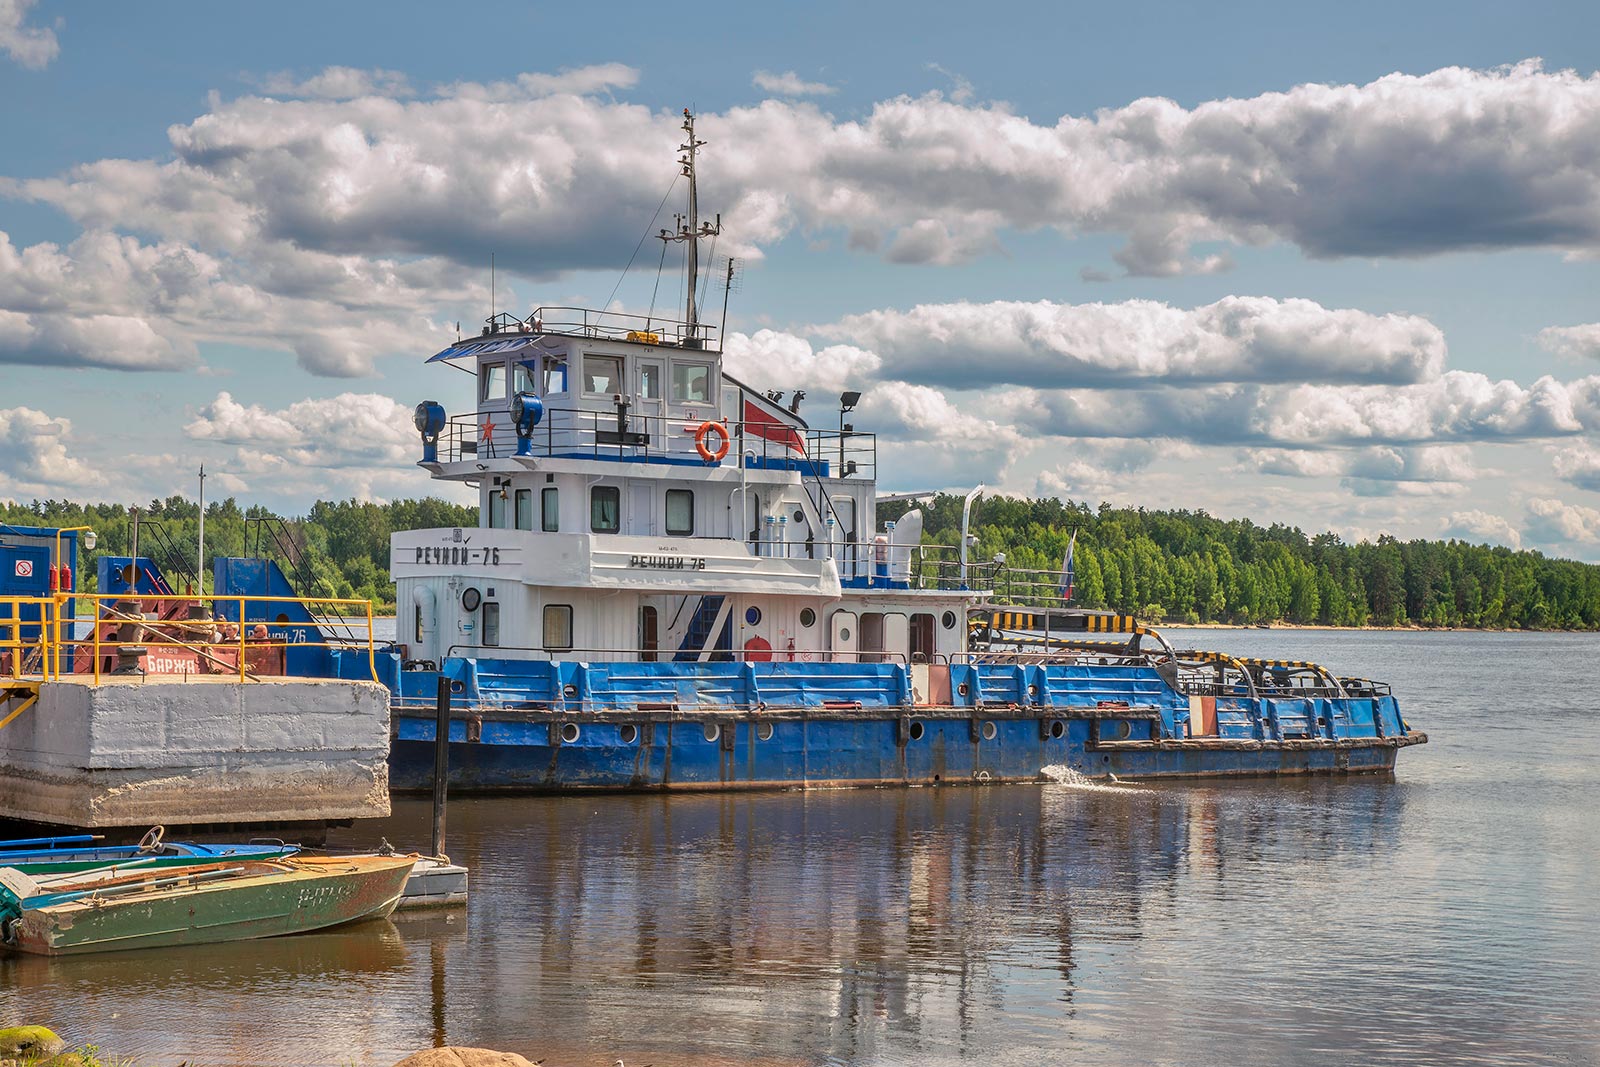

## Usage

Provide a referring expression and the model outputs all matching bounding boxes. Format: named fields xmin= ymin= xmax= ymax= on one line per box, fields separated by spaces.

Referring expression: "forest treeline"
xmin=5 ymin=493 xmax=1600 ymax=628
xmin=0 ymin=496 xmax=474 ymax=610
xmin=886 ymin=494 xmax=1600 ymax=630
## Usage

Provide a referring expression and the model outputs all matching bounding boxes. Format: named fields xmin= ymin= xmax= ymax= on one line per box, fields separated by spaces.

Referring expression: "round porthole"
xmin=703 ymin=723 xmax=721 ymax=743
xmin=756 ymin=722 xmax=774 ymax=742
xmin=800 ymin=608 xmax=817 ymax=627
xmin=619 ymin=724 xmax=639 ymax=745
xmin=461 ymin=587 xmax=482 ymax=612
xmin=450 ymin=680 xmax=464 ymax=694
xmin=839 ymin=627 xmax=851 ymax=641
xmin=908 ymin=720 xmax=926 ymax=742
xmin=1110 ymin=721 xmax=1132 ymax=741
xmin=957 ymin=682 xmax=970 ymax=697
xmin=563 ymin=683 xmax=578 ymax=698
xmin=981 ymin=721 xmax=997 ymax=741
xmin=793 ymin=509 xmax=805 ymax=524
xmin=941 ymin=611 xmax=957 ymax=629
xmin=560 ymin=722 xmax=580 ymax=744
xmin=1049 ymin=720 xmax=1066 ymax=740
xmin=746 ymin=606 xmax=762 ymax=625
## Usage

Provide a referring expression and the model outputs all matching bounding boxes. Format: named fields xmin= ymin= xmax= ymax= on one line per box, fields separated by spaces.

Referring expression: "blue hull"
xmin=388 ymin=713 xmax=1419 ymax=792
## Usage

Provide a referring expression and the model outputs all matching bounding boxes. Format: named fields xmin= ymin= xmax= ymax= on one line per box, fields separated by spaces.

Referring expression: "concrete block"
xmin=0 ymin=677 xmax=391 ymax=828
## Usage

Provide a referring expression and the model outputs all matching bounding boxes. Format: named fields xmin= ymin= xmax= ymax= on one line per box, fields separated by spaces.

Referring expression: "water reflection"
xmin=6 ymin=625 xmax=1600 ymax=1067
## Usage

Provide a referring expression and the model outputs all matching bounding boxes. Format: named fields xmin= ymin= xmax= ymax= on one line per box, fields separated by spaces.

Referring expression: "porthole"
xmin=793 ymin=509 xmax=805 ymax=524
xmin=450 ymin=680 xmax=464 ymax=695
xmin=756 ymin=722 xmax=774 ymax=742
xmin=839 ymin=627 xmax=851 ymax=641
xmin=746 ymin=606 xmax=762 ymax=625
xmin=941 ymin=611 xmax=957 ymax=629
xmin=1027 ymin=684 xmax=1039 ymax=699
xmin=563 ymin=683 xmax=578 ymax=698
xmin=1110 ymin=720 xmax=1132 ymax=741
xmin=957 ymin=682 xmax=970 ymax=697
xmin=461 ymin=587 xmax=482 ymax=612
xmin=619 ymin=724 xmax=639 ymax=745
xmin=981 ymin=721 xmax=997 ymax=741
xmin=703 ymin=722 xmax=721 ymax=743
xmin=908 ymin=720 xmax=925 ymax=741
xmin=560 ymin=722 xmax=580 ymax=744
xmin=800 ymin=608 xmax=816 ymax=627
xmin=1049 ymin=720 xmax=1066 ymax=740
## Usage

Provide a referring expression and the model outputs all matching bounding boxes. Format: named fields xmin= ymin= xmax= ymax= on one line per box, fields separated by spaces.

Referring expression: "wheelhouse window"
xmin=543 ymin=604 xmax=573 ymax=651
xmin=480 ymin=362 xmax=506 ymax=402
xmin=640 ymin=363 xmax=662 ymax=400
xmin=482 ymin=602 xmax=501 ymax=647
xmin=488 ymin=489 xmax=507 ymax=528
xmin=545 ymin=358 xmax=568 ymax=395
xmin=512 ymin=360 xmax=538 ymax=395
xmin=590 ymin=486 xmax=620 ymax=533
xmin=665 ymin=489 xmax=694 ymax=536
xmin=542 ymin=487 xmax=559 ymax=532
xmin=514 ymin=488 xmax=533 ymax=531
xmin=671 ymin=362 xmax=710 ymax=404
xmin=585 ymin=355 xmax=623 ymax=395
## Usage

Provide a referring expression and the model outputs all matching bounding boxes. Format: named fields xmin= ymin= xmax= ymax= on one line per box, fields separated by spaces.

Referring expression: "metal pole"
xmin=196 ymin=464 xmax=205 ymax=595
xmin=129 ymin=506 xmax=140 ymax=591
xmin=432 ymin=675 xmax=451 ymax=859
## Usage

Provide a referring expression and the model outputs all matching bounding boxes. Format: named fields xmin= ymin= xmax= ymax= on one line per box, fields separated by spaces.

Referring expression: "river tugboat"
xmin=105 ymin=110 xmax=1426 ymax=791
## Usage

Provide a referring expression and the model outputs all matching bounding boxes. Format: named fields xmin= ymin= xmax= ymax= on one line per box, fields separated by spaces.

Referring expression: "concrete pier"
xmin=0 ymin=676 xmax=390 ymax=828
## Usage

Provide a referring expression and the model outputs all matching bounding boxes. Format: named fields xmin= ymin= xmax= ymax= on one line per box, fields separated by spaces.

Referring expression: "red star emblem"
xmin=481 ymin=417 xmax=495 ymax=441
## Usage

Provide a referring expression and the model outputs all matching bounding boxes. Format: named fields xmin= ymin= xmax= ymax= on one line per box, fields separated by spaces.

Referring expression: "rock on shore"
xmin=393 ymin=1048 xmax=539 ymax=1067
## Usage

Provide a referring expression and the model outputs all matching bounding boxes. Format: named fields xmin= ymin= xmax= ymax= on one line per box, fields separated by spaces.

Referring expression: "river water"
xmin=3 ymin=629 xmax=1598 ymax=1067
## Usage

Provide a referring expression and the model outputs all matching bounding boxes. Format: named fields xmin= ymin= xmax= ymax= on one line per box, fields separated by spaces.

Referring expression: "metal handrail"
xmin=431 ymin=405 xmax=877 ymax=479
xmin=439 ymin=644 xmax=911 ymax=665
xmin=0 ymin=593 xmax=378 ymax=684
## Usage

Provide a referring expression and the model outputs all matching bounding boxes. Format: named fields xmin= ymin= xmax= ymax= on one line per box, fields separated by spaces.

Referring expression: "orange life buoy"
xmin=694 ymin=420 xmax=730 ymax=462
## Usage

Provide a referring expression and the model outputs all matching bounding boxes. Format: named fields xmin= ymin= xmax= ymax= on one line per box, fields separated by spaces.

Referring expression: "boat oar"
xmin=0 ymin=834 xmax=101 ymax=852
xmin=25 ymin=865 xmax=253 ymax=909
xmin=28 ymin=856 xmax=165 ymax=888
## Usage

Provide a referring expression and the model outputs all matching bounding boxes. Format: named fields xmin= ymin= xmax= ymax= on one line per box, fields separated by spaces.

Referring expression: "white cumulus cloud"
xmin=0 ymin=0 xmax=57 ymax=69
xmin=1539 ymin=323 xmax=1600 ymax=362
xmin=1525 ymin=497 xmax=1600 ymax=546
xmin=752 ymin=71 xmax=836 ymax=97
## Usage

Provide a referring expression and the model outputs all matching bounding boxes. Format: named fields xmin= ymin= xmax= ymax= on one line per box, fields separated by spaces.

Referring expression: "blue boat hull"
xmin=388 ymin=713 xmax=1421 ymax=792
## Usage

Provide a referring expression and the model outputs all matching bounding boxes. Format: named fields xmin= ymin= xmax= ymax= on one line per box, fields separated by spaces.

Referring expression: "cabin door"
xmin=883 ymin=612 xmax=909 ymax=664
xmin=629 ymin=482 xmax=655 ymax=536
xmin=829 ymin=610 xmax=858 ymax=663
xmin=637 ymin=359 xmax=664 ymax=449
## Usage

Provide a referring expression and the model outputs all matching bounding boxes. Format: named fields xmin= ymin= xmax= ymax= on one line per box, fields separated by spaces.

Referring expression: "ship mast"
xmin=659 ymin=109 xmax=720 ymax=349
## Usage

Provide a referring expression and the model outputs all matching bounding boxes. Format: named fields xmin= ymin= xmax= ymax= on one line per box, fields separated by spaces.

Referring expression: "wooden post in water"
xmin=432 ymin=675 xmax=450 ymax=858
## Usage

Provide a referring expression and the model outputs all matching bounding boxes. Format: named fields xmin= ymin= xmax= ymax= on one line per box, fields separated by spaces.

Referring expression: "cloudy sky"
xmin=3 ymin=0 xmax=1600 ymax=556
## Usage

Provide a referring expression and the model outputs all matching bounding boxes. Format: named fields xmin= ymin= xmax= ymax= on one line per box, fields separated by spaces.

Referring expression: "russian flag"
xmin=1058 ymin=530 xmax=1076 ymax=602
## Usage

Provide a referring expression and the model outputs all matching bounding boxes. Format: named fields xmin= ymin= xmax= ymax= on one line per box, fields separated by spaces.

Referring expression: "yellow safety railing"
xmin=0 ymin=593 xmax=377 ymax=685
xmin=1 ymin=595 xmax=61 ymax=681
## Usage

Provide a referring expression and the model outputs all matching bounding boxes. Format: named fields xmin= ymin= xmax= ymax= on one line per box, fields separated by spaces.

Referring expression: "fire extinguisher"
xmin=786 ymin=637 xmax=796 ymax=662
xmin=48 ymin=565 xmax=59 ymax=592
xmin=59 ymin=564 xmax=72 ymax=591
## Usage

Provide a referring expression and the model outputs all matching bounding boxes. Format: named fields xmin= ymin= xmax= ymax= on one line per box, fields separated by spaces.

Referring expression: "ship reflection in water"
xmin=0 ymin=779 xmax=1462 ymax=1067
xmin=4 ymin=751 xmax=1598 ymax=1067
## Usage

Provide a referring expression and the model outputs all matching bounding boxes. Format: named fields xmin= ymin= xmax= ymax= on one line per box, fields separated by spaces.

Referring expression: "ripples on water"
xmin=3 ymin=629 xmax=1599 ymax=1066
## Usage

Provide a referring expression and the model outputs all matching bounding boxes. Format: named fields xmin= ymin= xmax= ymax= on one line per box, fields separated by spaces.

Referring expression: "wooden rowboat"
xmin=0 ymin=854 xmax=416 ymax=956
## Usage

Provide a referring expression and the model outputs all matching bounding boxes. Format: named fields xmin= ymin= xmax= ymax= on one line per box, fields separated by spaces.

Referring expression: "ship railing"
xmin=431 ymin=406 xmax=877 ymax=479
xmin=438 ymin=644 xmax=911 ymax=666
xmin=741 ymin=537 xmax=982 ymax=592
xmin=0 ymin=593 xmax=379 ymax=684
xmin=478 ymin=307 xmax=719 ymax=349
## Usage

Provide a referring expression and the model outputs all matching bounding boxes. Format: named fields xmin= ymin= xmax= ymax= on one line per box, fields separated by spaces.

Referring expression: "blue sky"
xmin=3 ymin=0 xmax=1600 ymax=557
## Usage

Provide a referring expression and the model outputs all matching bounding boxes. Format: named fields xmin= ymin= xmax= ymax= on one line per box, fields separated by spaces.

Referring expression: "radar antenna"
xmin=658 ymin=109 xmax=721 ymax=348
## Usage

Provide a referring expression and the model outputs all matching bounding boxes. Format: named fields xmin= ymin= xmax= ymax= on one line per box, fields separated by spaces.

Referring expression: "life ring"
xmin=694 ymin=420 xmax=730 ymax=462
xmin=743 ymin=636 xmax=773 ymax=663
